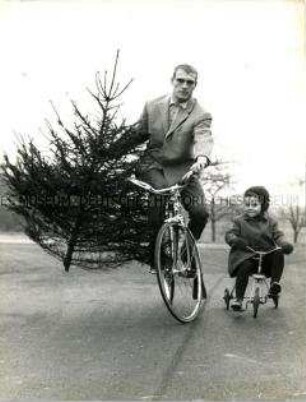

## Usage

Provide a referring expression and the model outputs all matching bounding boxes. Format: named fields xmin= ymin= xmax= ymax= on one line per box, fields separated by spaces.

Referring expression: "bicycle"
xmin=223 ymin=245 xmax=282 ymax=318
xmin=129 ymin=175 xmax=206 ymax=323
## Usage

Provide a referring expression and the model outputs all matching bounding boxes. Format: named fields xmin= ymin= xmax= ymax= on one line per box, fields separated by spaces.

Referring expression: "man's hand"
xmin=181 ymin=170 xmax=196 ymax=183
xmin=181 ymin=156 xmax=209 ymax=183
xmin=192 ymin=156 xmax=209 ymax=173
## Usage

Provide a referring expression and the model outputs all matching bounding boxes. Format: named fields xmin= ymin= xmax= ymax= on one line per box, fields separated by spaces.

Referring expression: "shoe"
xmin=231 ymin=298 xmax=243 ymax=311
xmin=150 ymin=259 xmax=172 ymax=275
xmin=185 ymin=267 xmax=197 ymax=278
xmin=269 ymin=282 xmax=281 ymax=296
xmin=149 ymin=266 xmax=158 ymax=275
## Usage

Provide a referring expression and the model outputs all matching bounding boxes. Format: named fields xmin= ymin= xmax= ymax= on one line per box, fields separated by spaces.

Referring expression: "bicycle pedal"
xmin=185 ymin=269 xmax=197 ymax=278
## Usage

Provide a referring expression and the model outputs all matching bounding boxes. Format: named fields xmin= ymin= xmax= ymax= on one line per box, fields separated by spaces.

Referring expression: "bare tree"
xmin=281 ymin=204 xmax=305 ymax=243
xmin=201 ymin=162 xmax=237 ymax=242
xmin=279 ymin=171 xmax=306 ymax=244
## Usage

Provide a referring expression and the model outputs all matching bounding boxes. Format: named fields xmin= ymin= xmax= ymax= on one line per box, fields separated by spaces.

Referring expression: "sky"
xmin=0 ymin=0 xmax=305 ymax=206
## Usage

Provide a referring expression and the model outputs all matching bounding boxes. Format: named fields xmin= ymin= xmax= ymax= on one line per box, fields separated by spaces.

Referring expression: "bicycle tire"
xmin=253 ymin=287 xmax=260 ymax=318
xmin=155 ymin=222 xmax=205 ymax=323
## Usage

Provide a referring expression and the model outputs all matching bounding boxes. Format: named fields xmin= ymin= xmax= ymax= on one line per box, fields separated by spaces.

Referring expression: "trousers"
xmin=235 ymin=251 xmax=285 ymax=299
xmin=137 ymin=167 xmax=209 ymax=265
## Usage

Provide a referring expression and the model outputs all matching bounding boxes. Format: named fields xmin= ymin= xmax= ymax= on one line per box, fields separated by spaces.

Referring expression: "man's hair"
xmin=172 ymin=64 xmax=198 ymax=83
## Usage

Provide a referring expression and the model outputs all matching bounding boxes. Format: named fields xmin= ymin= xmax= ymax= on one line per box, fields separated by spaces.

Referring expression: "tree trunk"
xmin=64 ymin=216 xmax=82 ymax=272
xmin=211 ymin=218 xmax=216 ymax=243
xmin=210 ymin=198 xmax=216 ymax=243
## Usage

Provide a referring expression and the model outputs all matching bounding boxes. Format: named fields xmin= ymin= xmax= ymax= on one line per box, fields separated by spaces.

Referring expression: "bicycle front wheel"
xmin=155 ymin=222 xmax=205 ymax=323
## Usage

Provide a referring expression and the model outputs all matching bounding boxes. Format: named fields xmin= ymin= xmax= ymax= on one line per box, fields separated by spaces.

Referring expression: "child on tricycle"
xmin=225 ymin=186 xmax=294 ymax=312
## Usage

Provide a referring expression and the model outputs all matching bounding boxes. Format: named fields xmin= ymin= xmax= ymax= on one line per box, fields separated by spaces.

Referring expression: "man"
xmin=134 ymin=64 xmax=213 ymax=270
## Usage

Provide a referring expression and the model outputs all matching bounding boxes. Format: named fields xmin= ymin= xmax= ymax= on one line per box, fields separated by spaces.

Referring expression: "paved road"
xmin=0 ymin=241 xmax=305 ymax=400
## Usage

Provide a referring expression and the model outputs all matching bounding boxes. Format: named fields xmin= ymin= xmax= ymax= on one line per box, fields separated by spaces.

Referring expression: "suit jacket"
xmin=137 ymin=95 xmax=213 ymax=186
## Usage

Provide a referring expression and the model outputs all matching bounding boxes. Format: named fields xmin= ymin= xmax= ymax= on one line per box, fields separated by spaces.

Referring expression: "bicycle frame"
xmin=129 ymin=176 xmax=191 ymax=272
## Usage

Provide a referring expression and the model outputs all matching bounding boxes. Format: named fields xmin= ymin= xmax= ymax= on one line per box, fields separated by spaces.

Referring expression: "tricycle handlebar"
xmin=246 ymin=245 xmax=282 ymax=256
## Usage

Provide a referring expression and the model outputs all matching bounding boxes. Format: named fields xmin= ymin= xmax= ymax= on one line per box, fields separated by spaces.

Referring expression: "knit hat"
xmin=244 ymin=186 xmax=270 ymax=212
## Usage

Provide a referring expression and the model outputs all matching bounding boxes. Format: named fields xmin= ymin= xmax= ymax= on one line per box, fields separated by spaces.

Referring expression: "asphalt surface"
xmin=0 ymin=241 xmax=305 ymax=401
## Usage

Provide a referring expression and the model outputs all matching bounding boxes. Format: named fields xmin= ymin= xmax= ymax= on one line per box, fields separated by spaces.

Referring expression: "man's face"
xmin=171 ymin=68 xmax=197 ymax=103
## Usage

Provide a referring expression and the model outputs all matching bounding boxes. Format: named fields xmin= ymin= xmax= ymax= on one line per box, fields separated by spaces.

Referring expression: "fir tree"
xmin=2 ymin=52 xmax=152 ymax=271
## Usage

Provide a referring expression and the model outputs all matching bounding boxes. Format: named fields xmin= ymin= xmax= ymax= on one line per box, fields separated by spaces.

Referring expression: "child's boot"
xmin=268 ymin=281 xmax=282 ymax=297
xmin=231 ymin=298 xmax=243 ymax=311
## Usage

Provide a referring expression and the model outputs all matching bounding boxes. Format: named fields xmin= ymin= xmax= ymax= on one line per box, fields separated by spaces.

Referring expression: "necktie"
xmin=168 ymin=103 xmax=178 ymax=128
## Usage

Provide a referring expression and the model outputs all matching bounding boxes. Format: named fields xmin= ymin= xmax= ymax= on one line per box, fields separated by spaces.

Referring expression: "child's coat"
xmin=225 ymin=212 xmax=287 ymax=277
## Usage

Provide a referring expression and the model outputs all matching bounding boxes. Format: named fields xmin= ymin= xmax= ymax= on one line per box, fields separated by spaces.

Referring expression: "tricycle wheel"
xmin=223 ymin=288 xmax=231 ymax=310
xmin=272 ymin=295 xmax=279 ymax=309
xmin=253 ymin=287 xmax=260 ymax=318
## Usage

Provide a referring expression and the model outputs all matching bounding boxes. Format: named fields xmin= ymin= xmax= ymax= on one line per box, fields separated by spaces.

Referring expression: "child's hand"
xmin=232 ymin=237 xmax=248 ymax=250
xmin=281 ymin=242 xmax=294 ymax=254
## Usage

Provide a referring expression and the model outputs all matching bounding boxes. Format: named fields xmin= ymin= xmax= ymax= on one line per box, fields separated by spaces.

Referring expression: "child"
xmin=225 ymin=186 xmax=294 ymax=311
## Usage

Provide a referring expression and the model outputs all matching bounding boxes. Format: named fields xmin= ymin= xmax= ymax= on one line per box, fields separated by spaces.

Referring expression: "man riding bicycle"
xmin=137 ymin=64 xmax=214 ymax=269
xmin=113 ymin=64 xmax=213 ymax=270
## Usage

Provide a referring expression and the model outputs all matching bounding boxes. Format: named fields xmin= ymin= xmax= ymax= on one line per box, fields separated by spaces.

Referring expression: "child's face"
xmin=243 ymin=196 xmax=262 ymax=217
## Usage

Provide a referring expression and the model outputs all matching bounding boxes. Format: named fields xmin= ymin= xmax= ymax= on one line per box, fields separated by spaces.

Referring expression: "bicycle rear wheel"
xmin=155 ymin=222 xmax=205 ymax=323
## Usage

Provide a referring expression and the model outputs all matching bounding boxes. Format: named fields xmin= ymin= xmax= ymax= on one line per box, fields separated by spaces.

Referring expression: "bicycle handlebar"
xmin=128 ymin=176 xmax=184 ymax=194
xmin=128 ymin=160 xmax=217 ymax=194
xmin=128 ymin=169 xmax=201 ymax=195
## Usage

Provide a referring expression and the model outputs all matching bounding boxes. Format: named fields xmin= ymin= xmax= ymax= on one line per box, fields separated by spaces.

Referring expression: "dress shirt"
xmin=168 ymin=96 xmax=189 ymax=127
